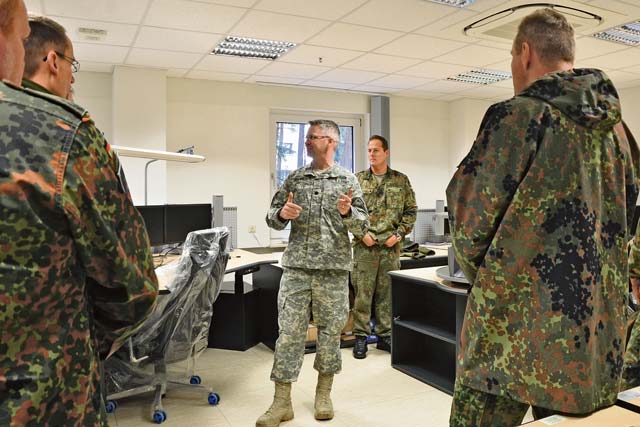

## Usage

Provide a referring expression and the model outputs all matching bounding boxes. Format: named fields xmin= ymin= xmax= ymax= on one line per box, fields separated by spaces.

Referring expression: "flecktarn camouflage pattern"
xmin=0 ymin=81 xmax=158 ymax=426
xmin=446 ymin=69 xmax=640 ymax=414
xmin=352 ymin=167 xmax=416 ymax=337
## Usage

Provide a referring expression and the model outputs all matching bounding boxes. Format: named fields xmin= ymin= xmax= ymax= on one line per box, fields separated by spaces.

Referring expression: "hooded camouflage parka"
xmin=446 ymin=69 xmax=640 ymax=414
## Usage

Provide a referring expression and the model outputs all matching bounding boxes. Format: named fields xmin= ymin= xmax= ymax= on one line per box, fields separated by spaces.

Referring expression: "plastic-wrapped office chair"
xmin=103 ymin=227 xmax=229 ymax=424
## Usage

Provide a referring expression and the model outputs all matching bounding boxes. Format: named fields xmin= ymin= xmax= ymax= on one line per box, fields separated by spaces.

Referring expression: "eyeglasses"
xmin=42 ymin=51 xmax=80 ymax=73
xmin=306 ymin=135 xmax=331 ymax=141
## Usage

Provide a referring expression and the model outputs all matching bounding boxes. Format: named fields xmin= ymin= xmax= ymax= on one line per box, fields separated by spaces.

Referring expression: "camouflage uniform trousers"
xmin=450 ymin=380 xmax=559 ymax=427
xmin=271 ymin=267 xmax=349 ymax=382
xmin=352 ymin=243 xmax=401 ymax=337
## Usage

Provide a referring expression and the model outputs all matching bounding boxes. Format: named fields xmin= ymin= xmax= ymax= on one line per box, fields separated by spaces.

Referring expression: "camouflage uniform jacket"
xmin=355 ymin=167 xmax=417 ymax=244
xmin=266 ymin=163 xmax=368 ymax=270
xmin=446 ymin=69 xmax=640 ymax=413
xmin=0 ymin=81 xmax=158 ymax=426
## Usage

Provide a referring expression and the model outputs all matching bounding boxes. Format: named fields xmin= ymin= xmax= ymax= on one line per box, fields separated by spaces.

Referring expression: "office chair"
xmin=103 ymin=227 xmax=229 ymax=424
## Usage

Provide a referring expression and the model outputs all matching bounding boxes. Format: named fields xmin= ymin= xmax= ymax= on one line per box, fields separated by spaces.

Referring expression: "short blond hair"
xmin=514 ymin=8 xmax=575 ymax=65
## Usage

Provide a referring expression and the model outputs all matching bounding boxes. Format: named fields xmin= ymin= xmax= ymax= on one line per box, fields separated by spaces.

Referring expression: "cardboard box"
xmin=521 ymin=405 xmax=640 ymax=426
xmin=305 ymin=324 xmax=317 ymax=343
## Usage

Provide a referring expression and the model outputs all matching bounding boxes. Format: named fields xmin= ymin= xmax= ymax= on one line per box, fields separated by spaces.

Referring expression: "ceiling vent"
xmin=77 ymin=27 xmax=107 ymax=42
xmin=462 ymin=1 xmax=613 ymax=44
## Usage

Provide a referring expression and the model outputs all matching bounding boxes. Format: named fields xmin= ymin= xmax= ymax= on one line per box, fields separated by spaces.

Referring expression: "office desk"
xmin=155 ymin=250 xmax=277 ymax=351
xmin=389 ymin=266 xmax=470 ymax=395
xmin=253 ymin=248 xmax=449 ymax=352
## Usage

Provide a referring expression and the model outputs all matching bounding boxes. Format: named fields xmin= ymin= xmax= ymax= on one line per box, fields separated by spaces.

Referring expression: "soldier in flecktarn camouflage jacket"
xmin=0 ymin=81 xmax=158 ymax=425
xmin=447 ymin=9 xmax=640 ymax=427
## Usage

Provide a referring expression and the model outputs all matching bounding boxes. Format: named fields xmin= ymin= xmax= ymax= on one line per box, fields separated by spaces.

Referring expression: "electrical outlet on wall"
xmin=248 ymin=225 xmax=256 ymax=233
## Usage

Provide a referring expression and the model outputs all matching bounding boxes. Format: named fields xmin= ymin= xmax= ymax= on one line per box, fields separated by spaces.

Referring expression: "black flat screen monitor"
xmin=136 ymin=205 xmax=165 ymax=246
xmin=164 ymin=204 xmax=212 ymax=244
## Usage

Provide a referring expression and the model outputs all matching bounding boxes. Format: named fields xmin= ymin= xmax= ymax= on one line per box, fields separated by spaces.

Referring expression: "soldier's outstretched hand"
xmin=280 ymin=192 xmax=302 ymax=220
xmin=338 ymin=188 xmax=353 ymax=216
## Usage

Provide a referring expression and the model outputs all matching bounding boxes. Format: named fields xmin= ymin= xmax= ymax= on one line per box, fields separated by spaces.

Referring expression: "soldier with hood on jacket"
xmin=447 ymin=8 xmax=640 ymax=426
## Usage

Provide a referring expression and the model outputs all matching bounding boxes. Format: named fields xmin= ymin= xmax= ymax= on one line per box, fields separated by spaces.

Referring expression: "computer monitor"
xmin=164 ymin=204 xmax=212 ymax=244
xmin=136 ymin=205 xmax=165 ymax=246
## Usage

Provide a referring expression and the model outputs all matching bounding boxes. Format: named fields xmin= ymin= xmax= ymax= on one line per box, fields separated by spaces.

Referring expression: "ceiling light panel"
xmin=447 ymin=69 xmax=511 ymax=85
xmin=213 ymin=36 xmax=296 ymax=60
xmin=592 ymin=21 xmax=640 ymax=46
xmin=426 ymin=0 xmax=475 ymax=8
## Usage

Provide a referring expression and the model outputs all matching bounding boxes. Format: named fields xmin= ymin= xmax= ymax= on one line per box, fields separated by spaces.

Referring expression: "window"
xmin=270 ymin=112 xmax=365 ymax=245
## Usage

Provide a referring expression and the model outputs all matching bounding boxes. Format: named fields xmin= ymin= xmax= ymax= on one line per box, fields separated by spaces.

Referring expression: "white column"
xmin=112 ymin=66 xmax=167 ymax=206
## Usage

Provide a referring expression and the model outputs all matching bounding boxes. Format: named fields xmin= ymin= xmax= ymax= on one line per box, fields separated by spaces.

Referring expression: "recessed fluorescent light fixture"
xmin=447 ymin=69 xmax=511 ymax=85
xmin=592 ymin=21 xmax=640 ymax=46
xmin=212 ymin=36 xmax=296 ymax=60
xmin=426 ymin=0 xmax=475 ymax=7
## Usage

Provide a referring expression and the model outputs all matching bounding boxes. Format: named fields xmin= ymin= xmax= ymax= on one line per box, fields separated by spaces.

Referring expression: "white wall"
xmin=73 ymin=71 xmax=112 ymax=141
xmin=389 ymin=96 xmax=450 ymax=208
xmin=619 ymin=86 xmax=640 ymax=139
xmin=448 ymin=98 xmax=493 ymax=173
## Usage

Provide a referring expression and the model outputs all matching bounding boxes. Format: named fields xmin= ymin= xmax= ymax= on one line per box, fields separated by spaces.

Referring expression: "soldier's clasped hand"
xmin=362 ymin=233 xmax=376 ymax=247
xmin=338 ymin=188 xmax=353 ymax=216
xmin=280 ymin=192 xmax=302 ymax=220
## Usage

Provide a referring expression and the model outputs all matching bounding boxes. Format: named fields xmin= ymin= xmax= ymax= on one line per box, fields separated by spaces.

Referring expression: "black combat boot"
xmin=352 ymin=335 xmax=368 ymax=359
xmin=376 ymin=336 xmax=391 ymax=353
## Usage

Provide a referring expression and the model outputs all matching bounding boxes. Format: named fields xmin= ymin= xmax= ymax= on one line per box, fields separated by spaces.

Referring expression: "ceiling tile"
xmin=413 ymin=7 xmax=479 ymax=44
xmin=195 ymin=0 xmax=257 ymax=6
xmin=186 ymin=70 xmax=250 ymax=81
xmin=465 ymin=0 xmax=512 ymax=12
xmin=366 ymin=74 xmax=433 ymax=89
xmin=313 ymin=68 xmax=385 ymax=84
xmin=396 ymin=90 xmax=446 ymax=99
xmin=461 ymin=85 xmax=513 ymax=99
xmin=607 ymin=69 xmax=640 ymax=83
xmin=413 ymin=79 xmax=477 ymax=93
xmin=77 ymin=62 xmax=114 ymax=73
xmin=126 ymin=48 xmax=203 ymax=69
xmin=341 ymin=0 xmax=457 ymax=32
xmin=302 ymin=81 xmax=358 ymax=90
xmin=341 ymin=53 xmax=422 ymax=74
xmin=279 ymin=45 xmax=362 ymax=67
xmin=484 ymin=58 xmax=511 ymax=73
xmin=399 ymin=61 xmax=469 ymax=79
xmin=248 ymin=75 xmax=305 ymax=85
xmin=167 ymin=68 xmax=189 ymax=77
xmin=25 ymin=0 xmax=43 ymax=15
xmin=575 ymin=36 xmax=629 ymax=61
xmin=49 ymin=16 xmax=138 ymax=46
xmin=195 ymin=54 xmax=270 ymax=73
xmin=135 ymin=27 xmax=222 ymax=53
xmin=230 ymin=10 xmax=329 ymax=43
xmin=432 ymin=44 xmax=508 ymax=67
xmin=73 ymin=42 xmax=130 ymax=63
xmin=258 ymin=62 xmax=330 ymax=79
xmin=254 ymin=0 xmax=367 ymax=21
xmin=145 ymin=0 xmax=246 ymax=33
xmin=375 ymin=34 xmax=467 ymax=60
xmin=621 ymin=65 xmax=640 ymax=74
xmin=43 ymin=0 xmax=149 ymax=24
xmin=433 ymin=93 xmax=463 ymax=101
xmin=307 ymin=23 xmax=402 ymax=52
xmin=351 ymin=84 xmax=403 ymax=93
xmin=578 ymin=48 xmax=640 ymax=70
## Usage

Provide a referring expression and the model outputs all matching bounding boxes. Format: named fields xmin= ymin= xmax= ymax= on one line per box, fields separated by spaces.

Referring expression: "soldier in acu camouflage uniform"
xmin=446 ymin=9 xmax=640 ymax=426
xmin=352 ymin=135 xmax=416 ymax=359
xmin=257 ymin=119 xmax=368 ymax=427
xmin=0 ymin=2 xmax=158 ymax=426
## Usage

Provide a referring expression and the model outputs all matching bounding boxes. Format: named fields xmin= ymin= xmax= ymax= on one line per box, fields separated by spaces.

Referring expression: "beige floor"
xmin=107 ymin=344 xmax=533 ymax=427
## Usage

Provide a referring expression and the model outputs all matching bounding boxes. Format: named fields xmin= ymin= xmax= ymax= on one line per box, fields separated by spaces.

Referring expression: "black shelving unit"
xmin=390 ymin=268 xmax=469 ymax=395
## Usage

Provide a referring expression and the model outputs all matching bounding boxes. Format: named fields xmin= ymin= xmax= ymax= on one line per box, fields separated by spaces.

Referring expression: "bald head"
xmin=0 ymin=0 xmax=29 ymax=84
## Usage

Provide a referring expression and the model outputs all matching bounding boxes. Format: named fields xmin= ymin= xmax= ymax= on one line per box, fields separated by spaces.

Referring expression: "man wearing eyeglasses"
xmin=22 ymin=16 xmax=77 ymax=99
xmin=0 ymin=3 xmax=157 ymax=426
xmin=259 ymin=120 xmax=368 ymax=427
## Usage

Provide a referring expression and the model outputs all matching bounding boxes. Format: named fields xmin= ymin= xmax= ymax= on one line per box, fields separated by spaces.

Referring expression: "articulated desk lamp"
xmin=110 ymin=145 xmax=206 ymax=205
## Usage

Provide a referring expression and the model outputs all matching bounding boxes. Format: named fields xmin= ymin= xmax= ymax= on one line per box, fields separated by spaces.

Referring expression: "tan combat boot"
xmin=314 ymin=373 xmax=334 ymax=420
xmin=256 ymin=381 xmax=294 ymax=427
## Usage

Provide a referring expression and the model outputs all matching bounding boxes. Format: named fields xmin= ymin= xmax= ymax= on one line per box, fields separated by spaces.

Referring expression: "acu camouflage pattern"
xmin=0 ymin=81 xmax=158 ymax=426
xmin=271 ymin=268 xmax=349 ymax=382
xmin=266 ymin=163 xmax=368 ymax=271
xmin=446 ymin=69 xmax=640 ymax=414
xmin=352 ymin=168 xmax=416 ymax=337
